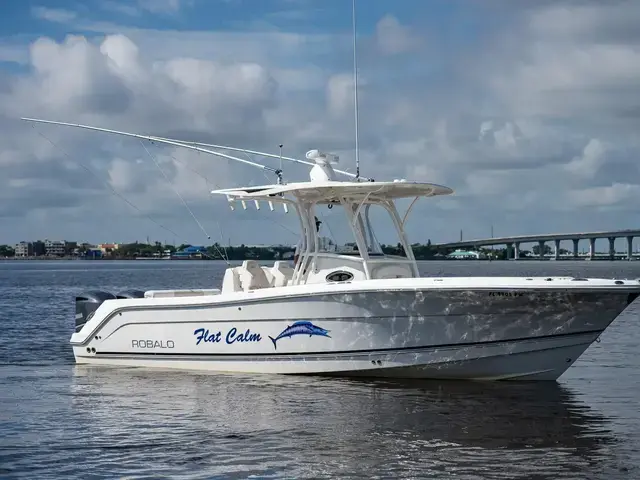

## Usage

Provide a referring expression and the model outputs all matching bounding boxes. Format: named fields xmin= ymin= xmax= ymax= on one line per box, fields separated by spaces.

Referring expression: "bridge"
xmin=433 ymin=229 xmax=640 ymax=260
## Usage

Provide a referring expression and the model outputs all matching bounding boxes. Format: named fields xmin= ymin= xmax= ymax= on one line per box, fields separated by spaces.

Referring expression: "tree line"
xmin=0 ymin=239 xmax=544 ymax=261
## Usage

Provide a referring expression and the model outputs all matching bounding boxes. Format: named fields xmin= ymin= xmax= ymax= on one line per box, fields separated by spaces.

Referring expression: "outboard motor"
xmin=115 ymin=289 xmax=146 ymax=299
xmin=75 ymin=290 xmax=117 ymax=333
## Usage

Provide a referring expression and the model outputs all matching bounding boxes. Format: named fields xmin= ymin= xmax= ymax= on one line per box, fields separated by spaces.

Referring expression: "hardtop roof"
xmin=211 ymin=180 xmax=454 ymax=204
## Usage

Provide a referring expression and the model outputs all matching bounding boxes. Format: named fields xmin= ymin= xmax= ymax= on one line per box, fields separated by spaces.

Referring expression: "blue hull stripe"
xmin=94 ymin=329 xmax=602 ymax=359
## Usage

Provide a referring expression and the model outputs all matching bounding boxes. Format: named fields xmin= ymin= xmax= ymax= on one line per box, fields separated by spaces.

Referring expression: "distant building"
xmin=446 ymin=249 xmax=487 ymax=260
xmin=98 ymin=243 xmax=120 ymax=255
xmin=44 ymin=240 xmax=65 ymax=256
xmin=64 ymin=241 xmax=78 ymax=255
xmin=318 ymin=236 xmax=336 ymax=252
xmin=15 ymin=241 xmax=33 ymax=257
xmin=32 ymin=241 xmax=46 ymax=256
xmin=148 ymin=249 xmax=172 ymax=259
xmin=84 ymin=248 xmax=103 ymax=259
xmin=172 ymin=245 xmax=206 ymax=259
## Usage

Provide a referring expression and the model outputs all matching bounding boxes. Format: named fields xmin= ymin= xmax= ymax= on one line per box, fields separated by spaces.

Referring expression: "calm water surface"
xmin=1 ymin=260 xmax=640 ymax=479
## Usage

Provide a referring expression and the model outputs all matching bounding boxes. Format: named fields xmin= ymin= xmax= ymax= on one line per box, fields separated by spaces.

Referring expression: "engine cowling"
xmin=74 ymin=290 xmax=117 ymax=333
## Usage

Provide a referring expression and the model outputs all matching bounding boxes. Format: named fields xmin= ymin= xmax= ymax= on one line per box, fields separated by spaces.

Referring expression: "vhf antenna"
xmin=278 ymin=144 xmax=283 ymax=184
xmin=352 ymin=0 xmax=361 ymax=182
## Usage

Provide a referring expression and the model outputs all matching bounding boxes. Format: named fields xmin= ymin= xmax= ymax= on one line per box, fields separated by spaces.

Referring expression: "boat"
xmin=18 ymin=1 xmax=640 ymax=380
xmin=72 ymin=155 xmax=640 ymax=379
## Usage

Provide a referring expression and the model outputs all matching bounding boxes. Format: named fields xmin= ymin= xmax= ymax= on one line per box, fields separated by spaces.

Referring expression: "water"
xmin=1 ymin=260 xmax=639 ymax=479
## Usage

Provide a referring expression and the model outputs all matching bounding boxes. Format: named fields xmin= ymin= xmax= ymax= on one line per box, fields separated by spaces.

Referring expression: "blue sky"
xmin=2 ymin=0 xmax=640 ymax=249
xmin=0 ymin=0 xmax=490 ymax=36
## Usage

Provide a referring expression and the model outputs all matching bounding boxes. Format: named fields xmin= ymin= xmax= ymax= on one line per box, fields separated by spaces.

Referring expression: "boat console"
xmin=211 ymin=166 xmax=453 ymax=289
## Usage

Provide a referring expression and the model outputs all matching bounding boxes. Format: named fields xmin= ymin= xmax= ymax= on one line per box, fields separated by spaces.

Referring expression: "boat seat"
xmin=261 ymin=266 xmax=276 ymax=287
xmin=238 ymin=260 xmax=271 ymax=291
xmin=221 ymin=267 xmax=242 ymax=293
xmin=271 ymin=261 xmax=294 ymax=287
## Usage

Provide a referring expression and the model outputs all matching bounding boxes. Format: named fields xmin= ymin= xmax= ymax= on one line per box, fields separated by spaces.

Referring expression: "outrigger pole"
xmin=20 ymin=117 xmax=371 ymax=183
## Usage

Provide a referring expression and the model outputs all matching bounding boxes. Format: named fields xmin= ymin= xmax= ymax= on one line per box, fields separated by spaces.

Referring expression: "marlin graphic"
xmin=269 ymin=321 xmax=331 ymax=350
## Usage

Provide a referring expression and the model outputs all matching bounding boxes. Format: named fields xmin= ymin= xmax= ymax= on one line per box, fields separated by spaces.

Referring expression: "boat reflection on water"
xmin=68 ymin=367 xmax=622 ymax=479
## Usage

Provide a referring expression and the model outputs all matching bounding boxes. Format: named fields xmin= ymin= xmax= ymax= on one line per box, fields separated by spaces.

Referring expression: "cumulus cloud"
xmin=564 ymin=139 xmax=607 ymax=179
xmin=567 ymin=183 xmax=640 ymax=209
xmin=482 ymin=1 xmax=640 ymax=127
xmin=375 ymin=15 xmax=421 ymax=55
xmin=1 ymin=1 xmax=640 ymax=245
xmin=0 ymin=30 xmax=284 ymax=240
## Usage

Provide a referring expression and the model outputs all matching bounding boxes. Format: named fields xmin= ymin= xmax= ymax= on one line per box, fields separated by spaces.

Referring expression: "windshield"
xmin=358 ymin=204 xmax=408 ymax=257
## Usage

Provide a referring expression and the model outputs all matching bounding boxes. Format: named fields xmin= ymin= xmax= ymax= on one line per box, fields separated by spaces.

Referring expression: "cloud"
xmin=30 ymin=6 xmax=77 ymax=23
xmin=2 ymin=1 xmax=640 ymax=245
xmin=564 ymin=139 xmax=607 ymax=179
xmin=480 ymin=1 xmax=640 ymax=128
xmin=34 ymin=1 xmax=194 ymax=22
xmin=567 ymin=183 xmax=640 ymax=209
xmin=137 ymin=0 xmax=194 ymax=15
xmin=100 ymin=1 xmax=141 ymax=17
xmin=0 ymin=31 xmax=283 ymax=241
xmin=0 ymin=43 xmax=29 ymax=65
xmin=375 ymin=15 xmax=421 ymax=55
xmin=326 ymin=73 xmax=355 ymax=117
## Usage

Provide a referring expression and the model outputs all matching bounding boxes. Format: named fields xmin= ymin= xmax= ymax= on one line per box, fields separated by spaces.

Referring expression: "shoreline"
xmin=0 ymin=256 xmax=628 ymax=262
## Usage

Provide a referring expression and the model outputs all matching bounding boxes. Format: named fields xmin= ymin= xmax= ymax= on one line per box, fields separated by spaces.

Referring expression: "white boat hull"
xmin=74 ymin=331 xmax=597 ymax=381
xmin=71 ymin=279 xmax=639 ymax=381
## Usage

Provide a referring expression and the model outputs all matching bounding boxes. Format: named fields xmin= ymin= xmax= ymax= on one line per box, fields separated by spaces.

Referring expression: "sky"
xmin=2 ymin=0 xmax=640 ymax=249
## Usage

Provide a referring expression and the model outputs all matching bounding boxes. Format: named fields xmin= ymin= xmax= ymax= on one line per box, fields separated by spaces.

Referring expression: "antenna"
xmin=352 ymin=0 xmax=361 ymax=181
xmin=278 ymin=144 xmax=283 ymax=184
